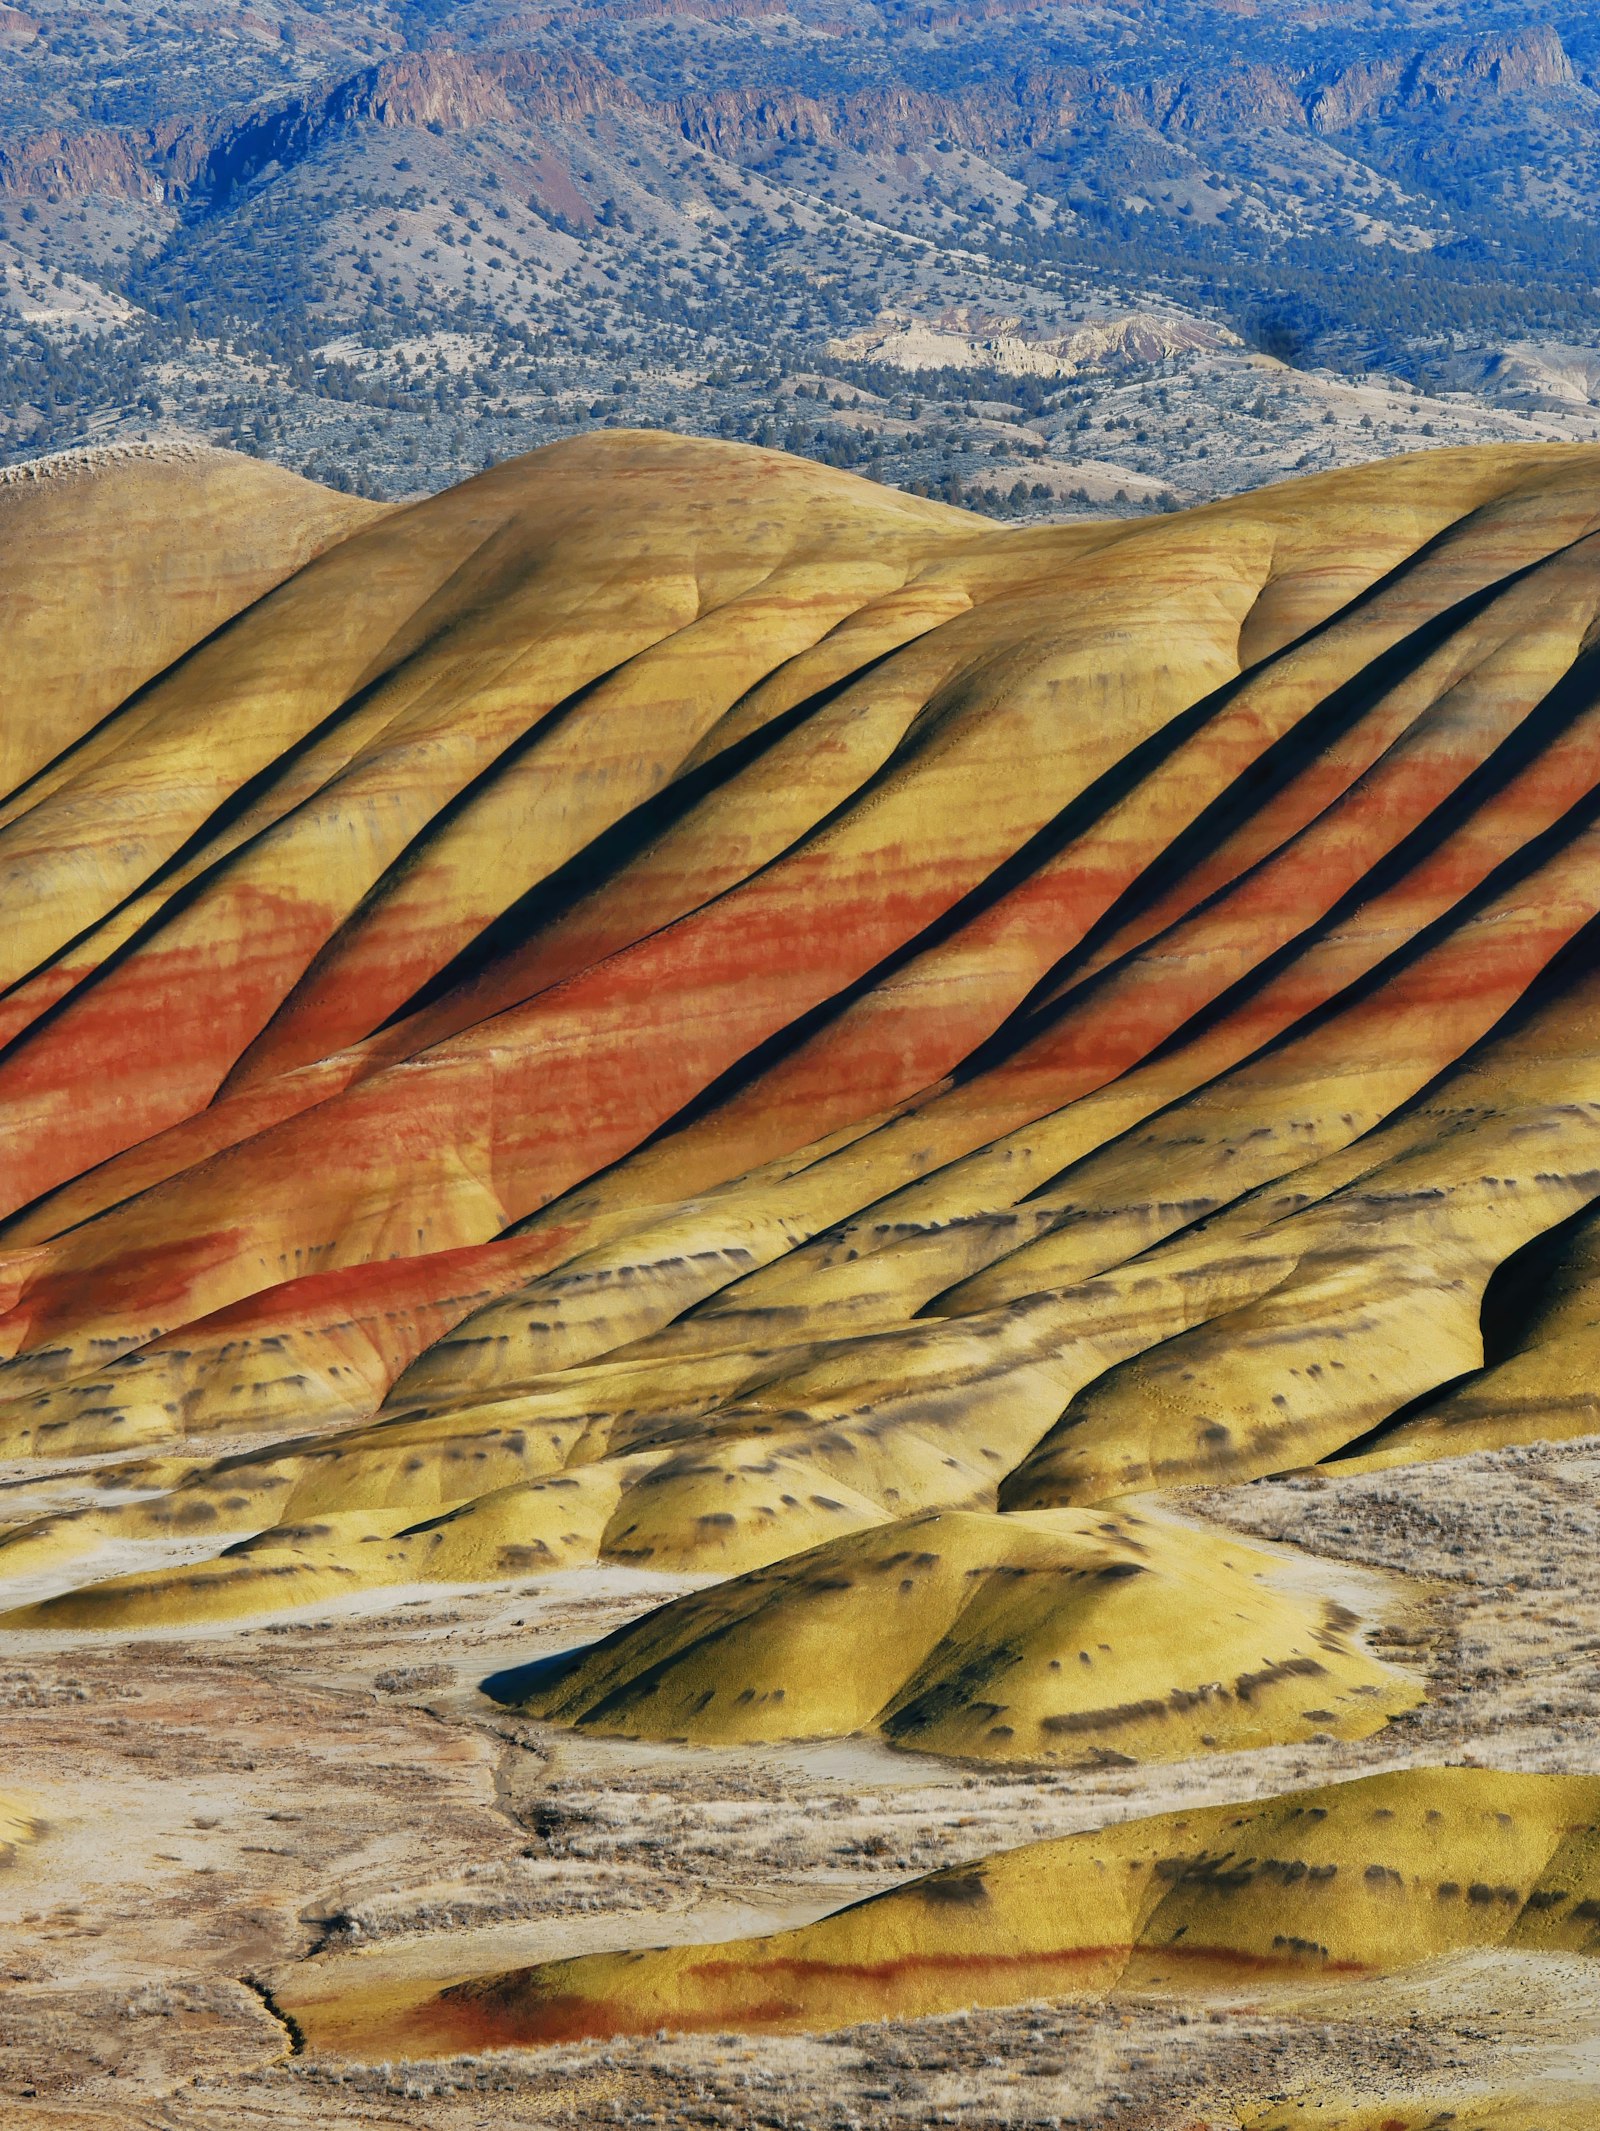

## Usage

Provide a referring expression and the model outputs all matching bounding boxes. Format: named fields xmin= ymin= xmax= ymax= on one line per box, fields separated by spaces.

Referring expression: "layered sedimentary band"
xmin=278 ymin=1766 xmax=1600 ymax=2055
xmin=7 ymin=433 xmax=1600 ymax=1628
xmin=507 ymin=1501 xmax=1421 ymax=1763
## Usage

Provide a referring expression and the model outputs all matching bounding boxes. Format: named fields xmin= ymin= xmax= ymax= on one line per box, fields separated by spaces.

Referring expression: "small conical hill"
xmin=515 ymin=1501 xmax=1420 ymax=1762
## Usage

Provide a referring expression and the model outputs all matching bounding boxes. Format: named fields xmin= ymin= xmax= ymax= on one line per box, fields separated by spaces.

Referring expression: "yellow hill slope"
xmin=0 ymin=1791 xmax=40 ymax=1864
xmin=1244 ymin=2099 xmax=1600 ymax=2131
xmin=516 ymin=1502 xmax=1420 ymax=1762
xmin=280 ymin=1766 xmax=1600 ymax=2056
xmin=0 ymin=441 xmax=382 ymax=806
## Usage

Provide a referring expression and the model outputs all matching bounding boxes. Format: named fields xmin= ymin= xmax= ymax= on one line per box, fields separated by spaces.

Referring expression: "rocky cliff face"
xmin=0 ymin=46 xmax=640 ymax=203
xmin=0 ymin=124 xmax=168 ymax=202
xmin=668 ymin=24 xmax=1584 ymax=166
xmin=1305 ymin=24 xmax=1576 ymax=132
xmin=0 ymin=20 xmax=1579 ymax=204
xmin=638 ymin=20 xmax=1585 ymax=169
xmin=184 ymin=50 xmax=639 ymax=203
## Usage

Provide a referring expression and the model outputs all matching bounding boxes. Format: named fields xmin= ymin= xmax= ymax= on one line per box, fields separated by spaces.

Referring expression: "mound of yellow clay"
xmin=0 ymin=1791 xmax=40 ymax=1864
xmin=281 ymin=1766 xmax=1600 ymax=2056
xmin=517 ymin=1503 xmax=1420 ymax=1763
xmin=0 ymin=1470 xmax=633 ymax=1631
xmin=1244 ymin=2097 xmax=1600 ymax=2131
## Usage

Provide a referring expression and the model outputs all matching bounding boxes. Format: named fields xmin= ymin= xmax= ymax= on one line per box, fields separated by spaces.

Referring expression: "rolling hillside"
xmin=4 ymin=434 xmax=1600 ymax=2115
xmin=5 ymin=431 xmax=1600 ymax=1611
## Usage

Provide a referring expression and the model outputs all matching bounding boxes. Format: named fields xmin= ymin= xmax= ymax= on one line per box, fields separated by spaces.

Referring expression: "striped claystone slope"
xmin=276 ymin=1766 xmax=1600 ymax=2055
xmin=7 ymin=438 xmax=1600 ymax=1628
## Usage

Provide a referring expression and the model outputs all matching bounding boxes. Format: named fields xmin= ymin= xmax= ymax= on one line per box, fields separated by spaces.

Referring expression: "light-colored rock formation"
xmin=826 ymin=306 xmax=1243 ymax=379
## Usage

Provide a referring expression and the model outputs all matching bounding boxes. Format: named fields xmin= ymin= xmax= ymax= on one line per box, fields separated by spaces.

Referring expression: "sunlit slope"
xmin=0 ymin=442 xmax=382 ymax=813
xmin=9 ymin=438 xmax=1600 ymax=1622
xmin=514 ymin=1503 xmax=1420 ymax=1761
xmin=280 ymin=1767 xmax=1600 ymax=2055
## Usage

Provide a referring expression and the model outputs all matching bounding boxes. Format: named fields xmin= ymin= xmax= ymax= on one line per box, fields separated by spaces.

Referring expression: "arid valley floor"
xmin=4 ymin=1438 xmax=1600 ymax=2127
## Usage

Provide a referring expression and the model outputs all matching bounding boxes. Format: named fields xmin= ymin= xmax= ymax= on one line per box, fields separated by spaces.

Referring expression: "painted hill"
xmin=511 ymin=1501 xmax=1421 ymax=1762
xmin=7 ymin=434 xmax=1600 ymax=1635
xmin=279 ymin=1765 xmax=1600 ymax=2054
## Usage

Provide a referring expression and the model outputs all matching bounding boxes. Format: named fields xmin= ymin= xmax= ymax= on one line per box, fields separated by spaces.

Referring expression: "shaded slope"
xmin=1338 ymin=1195 xmax=1600 ymax=1469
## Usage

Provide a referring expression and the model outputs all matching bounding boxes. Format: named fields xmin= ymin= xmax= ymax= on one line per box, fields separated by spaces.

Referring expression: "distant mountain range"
xmin=0 ymin=2 xmax=1598 ymax=505
xmin=0 ymin=18 xmax=1580 ymax=202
